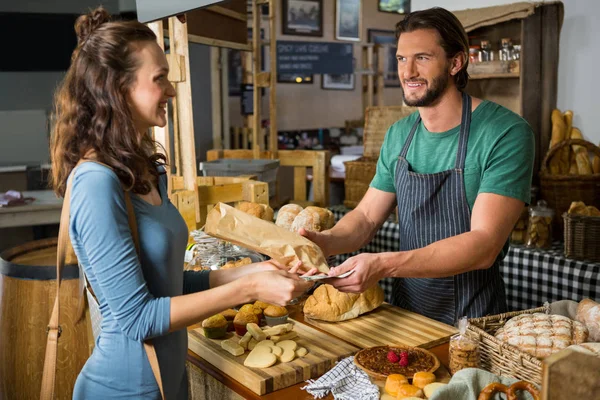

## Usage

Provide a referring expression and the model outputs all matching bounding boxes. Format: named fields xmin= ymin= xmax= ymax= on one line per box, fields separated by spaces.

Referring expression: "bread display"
xmin=290 ymin=206 xmax=335 ymax=233
xmin=275 ymin=204 xmax=304 ymax=231
xmin=494 ymin=313 xmax=588 ymax=358
xmin=575 ymin=298 xmax=600 ymax=341
xmin=235 ymin=201 xmax=274 ymax=222
xmin=303 ymin=283 xmax=384 ymax=322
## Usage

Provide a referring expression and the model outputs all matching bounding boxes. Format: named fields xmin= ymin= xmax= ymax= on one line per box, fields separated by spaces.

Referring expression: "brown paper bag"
xmin=205 ymin=203 xmax=329 ymax=273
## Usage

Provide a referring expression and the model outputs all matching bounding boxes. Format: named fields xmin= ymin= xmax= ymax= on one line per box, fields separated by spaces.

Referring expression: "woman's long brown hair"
xmin=50 ymin=7 xmax=167 ymax=197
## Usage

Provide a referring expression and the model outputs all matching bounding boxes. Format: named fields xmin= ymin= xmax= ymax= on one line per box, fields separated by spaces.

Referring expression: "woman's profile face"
xmin=127 ymin=41 xmax=176 ymax=133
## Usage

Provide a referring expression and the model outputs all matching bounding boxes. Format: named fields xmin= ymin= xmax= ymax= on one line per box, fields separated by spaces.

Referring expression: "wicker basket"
xmin=539 ymin=139 xmax=600 ymax=239
xmin=465 ymin=305 xmax=550 ymax=385
xmin=563 ymin=212 xmax=600 ymax=262
xmin=343 ymin=106 xmax=416 ymax=208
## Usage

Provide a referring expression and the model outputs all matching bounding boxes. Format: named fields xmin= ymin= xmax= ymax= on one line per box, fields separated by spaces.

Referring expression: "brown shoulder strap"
xmin=40 ymin=160 xmax=164 ymax=400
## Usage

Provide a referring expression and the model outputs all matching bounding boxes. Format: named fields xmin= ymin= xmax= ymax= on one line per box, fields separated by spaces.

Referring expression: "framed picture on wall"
xmin=378 ymin=0 xmax=411 ymax=14
xmin=228 ymin=28 xmax=265 ymax=96
xmin=322 ymin=73 xmax=355 ymax=90
xmin=367 ymin=29 xmax=400 ymax=88
xmin=335 ymin=0 xmax=361 ymax=41
xmin=282 ymin=0 xmax=323 ymax=37
xmin=277 ymin=73 xmax=314 ymax=84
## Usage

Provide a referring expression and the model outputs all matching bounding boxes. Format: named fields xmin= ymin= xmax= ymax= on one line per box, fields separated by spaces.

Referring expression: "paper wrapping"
xmin=205 ymin=203 xmax=330 ymax=273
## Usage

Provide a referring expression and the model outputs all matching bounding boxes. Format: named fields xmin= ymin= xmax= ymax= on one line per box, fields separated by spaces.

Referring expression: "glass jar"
xmin=512 ymin=44 xmax=521 ymax=60
xmin=469 ymin=46 xmax=480 ymax=64
xmin=480 ymin=40 xmax=492 ymax=62
xmin=525 ymin=200 xmax=554 ymax=249
xmin=499 ymin=38 xmax=514 ymax=61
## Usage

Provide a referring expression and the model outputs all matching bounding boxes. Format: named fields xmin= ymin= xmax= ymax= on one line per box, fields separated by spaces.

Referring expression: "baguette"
xmin=570 ymin=128 xmax=592 ymax=175
xmin=549 ymin=109 xmax=568 ymax=174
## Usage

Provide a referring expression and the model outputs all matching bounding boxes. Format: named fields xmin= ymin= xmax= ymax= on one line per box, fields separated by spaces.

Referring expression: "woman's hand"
xmin=248 ymin=269 xmax=314 ymax=306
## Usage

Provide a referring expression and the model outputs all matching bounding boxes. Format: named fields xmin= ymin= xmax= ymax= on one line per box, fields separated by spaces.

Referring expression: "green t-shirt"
xmin=371 ymin=100 xmax=534 ymax=207
xmin=370 ymin=100 xmax=535 ymax=260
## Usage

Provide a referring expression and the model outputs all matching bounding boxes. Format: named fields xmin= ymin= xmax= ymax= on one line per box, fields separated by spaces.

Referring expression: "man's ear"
xmin=449 ymin=52 xmax=466 ymax=77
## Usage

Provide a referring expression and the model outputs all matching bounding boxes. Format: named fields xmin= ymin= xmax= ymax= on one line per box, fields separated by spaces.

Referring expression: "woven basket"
xmin=539 ymin=139 xmax=600 ymax=239
xmin=563 ymin=212 xmax=600 ymax=262
xmin=465 ymin=305 xmax=550 ymax=385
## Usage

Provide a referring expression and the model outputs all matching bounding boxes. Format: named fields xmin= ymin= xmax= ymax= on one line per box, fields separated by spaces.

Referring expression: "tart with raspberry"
xmin=353 ymin=345 xmax=440 ymax=380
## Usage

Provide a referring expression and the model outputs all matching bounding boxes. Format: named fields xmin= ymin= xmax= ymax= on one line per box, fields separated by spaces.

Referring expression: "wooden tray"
xmin=304 ymin=303 xmax=457 ymax=349
xmin=187 ymin=318 xmax=359 ymax=395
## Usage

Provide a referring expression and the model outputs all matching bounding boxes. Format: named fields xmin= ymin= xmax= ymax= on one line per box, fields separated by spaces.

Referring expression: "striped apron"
xmin=392 ymin=92 xmax=507 ymax=325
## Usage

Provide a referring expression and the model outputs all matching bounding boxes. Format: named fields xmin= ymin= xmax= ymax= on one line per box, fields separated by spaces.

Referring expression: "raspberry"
xmin=387 ymin=350 xmax=399 ymax=363
xmin=398 ymin=351 xmax=409 ymax=367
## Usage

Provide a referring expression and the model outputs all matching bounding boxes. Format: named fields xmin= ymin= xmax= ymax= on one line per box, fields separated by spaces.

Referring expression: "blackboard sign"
xmin=276 ymin=41 xmax=353 ymax=75
xmin=241 ymin=84 xmax=254 ymax=116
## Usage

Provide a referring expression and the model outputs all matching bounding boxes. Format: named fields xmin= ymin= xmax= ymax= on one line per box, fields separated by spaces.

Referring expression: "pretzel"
xmin=478 ymin=382 xmax=509 ymax=400
xmin=507 ymin=381 xmax=540 ymax=400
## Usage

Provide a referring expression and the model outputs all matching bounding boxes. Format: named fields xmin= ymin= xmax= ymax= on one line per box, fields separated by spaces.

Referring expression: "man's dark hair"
xmin=395 ymin=7 xmax=470 ymax=90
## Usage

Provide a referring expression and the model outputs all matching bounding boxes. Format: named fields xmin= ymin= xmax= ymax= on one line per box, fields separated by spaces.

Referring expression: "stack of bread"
xmin=567 ymin=201 xmax=600 ymax=217
xmin=494 ymin=298 xmax=600 ymax=359
xmin=303 ymin=283 xmax=384 ymax=322
xmin=275 ymin=204 xmax=335 ymax=233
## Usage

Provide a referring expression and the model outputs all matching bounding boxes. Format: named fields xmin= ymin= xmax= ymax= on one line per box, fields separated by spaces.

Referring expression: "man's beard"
xmin=401 ymin=71 xmax=450 ymax=107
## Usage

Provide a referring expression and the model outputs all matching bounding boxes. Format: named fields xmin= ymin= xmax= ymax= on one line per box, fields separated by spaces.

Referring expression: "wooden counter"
xmin=186 ymin=304 xmax=452 ymax=400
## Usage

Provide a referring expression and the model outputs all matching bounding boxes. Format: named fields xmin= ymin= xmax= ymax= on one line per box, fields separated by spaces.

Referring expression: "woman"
xmin=50 ymin=8 xmax=314 ymax=399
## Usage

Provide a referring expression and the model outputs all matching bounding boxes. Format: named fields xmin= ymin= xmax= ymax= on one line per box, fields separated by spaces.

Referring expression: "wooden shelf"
xmin=470 ymin=72 xmax=520 ymax=79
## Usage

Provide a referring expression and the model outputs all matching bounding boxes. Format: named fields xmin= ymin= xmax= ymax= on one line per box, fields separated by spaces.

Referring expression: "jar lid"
xmin=529 ymin=200 xmax=554 ymax=217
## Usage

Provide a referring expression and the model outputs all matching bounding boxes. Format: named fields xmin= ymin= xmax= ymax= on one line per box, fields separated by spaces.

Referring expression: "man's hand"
xmin=298 ymin=228 xmax=331 ymax=257
xmin=325 ymin=253 xmax=386 ymax=293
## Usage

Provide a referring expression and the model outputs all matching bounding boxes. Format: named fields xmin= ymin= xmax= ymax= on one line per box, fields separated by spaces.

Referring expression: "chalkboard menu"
xmin=276 ymin=41 xmax=353 ymax=75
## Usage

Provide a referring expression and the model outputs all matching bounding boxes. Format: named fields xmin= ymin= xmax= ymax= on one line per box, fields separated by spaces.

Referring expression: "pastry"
xmin=353 ymin=345 xmax=440 ymax=380
xmin=275 ymin=204 xmax=304 ymax=231
xmin=495 ymin=313 xmax=588 ymax=358
xmin=264 ymin=305 xmax=289 ymax=326
xmin=235 ymin=201 xmax=274 ymax=222
xmin=221 ymin=338 xmax=244 ymax=356
xmin=253 ymin=300 xmax=273 ymax=311
xmin=412 ymin=371 xmax=436 ymax=389
xmin=567 ymin=342 xmax=600 ymax=356
xmin=396 ymin=384 xmax=424 ymax=399
xmin=423 ymin=382 xmax=447 ymax=398
xmin=384 ymin=374 xmax=409 ymax=396
xmin=220 ymin=308 xmax=237 ymax=332
xmin=202 ymin=314 xmax=228 ymax=339
xmin=575 ymin=298 xmax=600 ymax=341
xmin=290 ymin=206 xmax=335 ymax=233
xmin=233 ymin=311 xmax=258 ymax=336
xmin=295 ymin=347 xmax=308 ymax=357
xmin=303 ymin=284 xmax=384 ymax=322
xmin=238 ymin=303 xmax=264 ymax=323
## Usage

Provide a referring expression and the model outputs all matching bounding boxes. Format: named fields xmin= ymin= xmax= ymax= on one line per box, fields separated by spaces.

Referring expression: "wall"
xmin=229 ymin=0 xmax=404 ymax=131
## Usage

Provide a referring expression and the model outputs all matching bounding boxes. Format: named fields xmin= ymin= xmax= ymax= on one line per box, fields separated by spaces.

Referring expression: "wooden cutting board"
xmin=187 ymin=318 xmax=359 ymax=395
xmin=304 ymin=303 xmax=458 ymax=349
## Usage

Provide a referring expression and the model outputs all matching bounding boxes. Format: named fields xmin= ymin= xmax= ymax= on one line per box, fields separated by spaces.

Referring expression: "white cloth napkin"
xmin=330 ymin=155 xmax=362 ymax=172
xmin=301 ymin=356 xmax=379 ymax=400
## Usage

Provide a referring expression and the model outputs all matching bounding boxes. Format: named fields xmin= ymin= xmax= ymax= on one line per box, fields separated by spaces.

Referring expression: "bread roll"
xmin=412 ymin=371 xmax=436 ymax=389
xmin=290 ymin=206 xmax=335 ymax=233
xmin=235 ymin=201 xmax=274 ymax=222
xmin=576 ymin=298 xmax=600 ymax=341
xmin=396 ymin=384 xmax=424 ymax=399
xmin=567 ymin=342 xmax=600 ymax=356
xmin=303 ymin=284 xmax=384 ymax=322
xmin=275 ymin=204 xmax=304 ymax=231
xmin=385 ymin=374 xmax=409 ymax=396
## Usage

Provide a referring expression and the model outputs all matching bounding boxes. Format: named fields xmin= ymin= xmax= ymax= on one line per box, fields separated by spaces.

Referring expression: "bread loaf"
xmin=303 ymin=284 xmax=384 ymax=321
xmin=576 ymin=298 xmax=600 ymax=341
xmin=290 ymin=206 xmax=335 ymax=233
xmin=495 ymin=313 xmax=588 ymax=359
xmin=275 ymin=204 xmax=304 ymax=231
xmin=235 ymin=201 xmax=274 ymax=222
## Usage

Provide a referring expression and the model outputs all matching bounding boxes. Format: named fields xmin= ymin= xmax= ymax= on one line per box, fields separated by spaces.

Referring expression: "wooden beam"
xmin=220 ymin=48 xmax=231 ymax=149
xmin=376 ymin=45 xmax=385 ymax=107
xmin=170 ymin=15 xmax=200 ymax=222
xmin=293 ymin=167 xmax=307 ymax=202
xmin=172 ymin=190 xmax=197 ymax=232
xmin=210 ymin=47 xmax=222 ymax=150
xmin=206 ymin=5 xmax=247 ymax=22
xmin=252 ymin=0 xmax=261 ymax=159
xmin=242 ymin=180 xmax=269 ymax=204
xmin=255 ymin=71 xmax=271 ymax=87
xmin=166 ymin=53 xmax=186 ymax=83
xmin=187 ymin=33 xmax=252 ymax=51
xmin=269 ymin=0 xmax=278 ymax=156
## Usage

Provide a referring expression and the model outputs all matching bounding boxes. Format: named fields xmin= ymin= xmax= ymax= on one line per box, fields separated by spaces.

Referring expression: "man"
xmin=301 ymin=8 xmax=534 ymax=325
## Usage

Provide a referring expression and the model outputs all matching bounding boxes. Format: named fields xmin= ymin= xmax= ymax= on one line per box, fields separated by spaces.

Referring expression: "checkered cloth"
xmin=301 ymin=356 xmax=379 ymax=400
xmin=329 ymin=205 xmax=600 ymax=311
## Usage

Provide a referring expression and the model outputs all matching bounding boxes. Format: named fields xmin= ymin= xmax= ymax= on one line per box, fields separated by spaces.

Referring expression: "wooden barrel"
xmin=0 ymin=238 xmax=91 ymax=400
